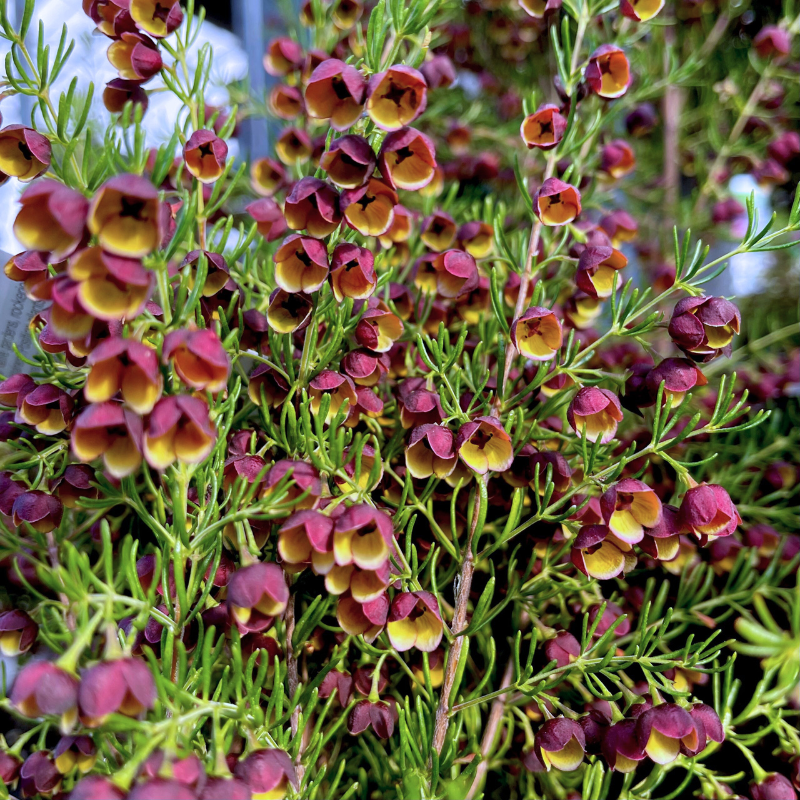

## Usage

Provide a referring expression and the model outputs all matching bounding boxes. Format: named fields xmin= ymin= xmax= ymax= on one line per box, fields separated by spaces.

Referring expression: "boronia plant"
xmin=0 ymin=0 xmax=798 ymax=798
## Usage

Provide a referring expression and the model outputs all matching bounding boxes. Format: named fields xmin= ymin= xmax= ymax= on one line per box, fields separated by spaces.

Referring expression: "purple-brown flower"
xmin=668 ymin=296 xmax=741 ymax=361
xmin=305 ymin=59 xmax=367 ymax=131
xmin=575 ymin=246 xmax=627 ymax=299
xmin=12 ymin=490 xmax=63 ymax=533
xmin=533 ymin=178 xmax=582 ymax=226
xmin=567 ymin=387 xmax=623 ymax=443
xmin=366 ymin=66 xmax=427 ymax=131
xmin=67 ymin=775 xmax=126 ymax=800
xmin=284 ymin=177 xmax=342 ymax=238
xmin=600 ymin=479 xmax=662 ymax=545
xmin=246 ymin=198 xmax=288 ymax=242
xmin=163 ymin=328 xmax=231 ymax=393
xmin=16 ymin=384 xmax=73 ymax=435
xmin=510 ymin=306 xmax=563 ymax=361
xmin=337 ymin=593 xmax=389 ymax=640
xmin=184 ymin=129 xmax=228 ymax=184
xmin=586 ymin=44 xmax=631 ymax=99
xmin=635 ymin=703 xmax=696 ymax=764
xmin=602 ymin=720 xmax=646 ymax=772
xmin=521 ymin=104 xmax=566 ymax=150
xmin=72 ymin=401 xmax=143 ymax=478
xmin=320 ymin=135 xmax=376 ymax=189
xmin=431 ymin=249 xmax=479 ymax=298
xmin=85 ymin=337 xmax=162 ymax=413
xmin=0 ymin=609 xmax=37 ymax=656
xmin=274 ymin=234 xmax=329 ymax=294
xmin=278 ymin=509 xmax=335 ymax=570
xmin=386 ymin=591 xmax=443 ymax=652
xmin=620 ymin=0 xmax=664 ymax=21
xmin=406 ymin=424 xmax=457 ymax=479
xmin=456 ymin=416 xmax=514 ymax=475
xmin=340 ymin=177 xmax=398 ymax=237
xmin=571 ymin=524 xmax=635 ymax=580
xmin=535 ymin=718 xmax=586 ymax=771
xmin=266 ymin=287 xmax=314 ymax=334
xmin=330 ymin=243 xmax=376 ymax=302
xmin=379 ymin=127 xmax=437 ymax=191
xmin=420 ymin=210 xmax=457 ymax=251
xmin=679 ymin=483 xmax=740 ymax=541
xmin=143 ymin=395 xmax=216 ymax=470
xmin=107 ymin=31 xmax=163 ymax=81
xmin=0 ymin=125 xmax=51 ymax=181
xmin=645 ymin=358 xmax=707 ymax=406
xmin=10 ymin=661 xmax=79 ymax=725
xmin=19 ymin=751 xmax=61 ymax=798
xmin=227 ymin=562 xmax=289 ymax=631
xmin=355 ymin=306 xmax=404 ymax=353
xmin=78 ymin=657 xmax=156 ymax=726
xmin=348 ymin=699 xmax=395 ymax=738
xmin=233 ymin=748 xmax=298 ymax=799
xmin=14 ymin=180 xmax=89 ymax=260
xmin=527 ymin=449 xmax=572 ymax=493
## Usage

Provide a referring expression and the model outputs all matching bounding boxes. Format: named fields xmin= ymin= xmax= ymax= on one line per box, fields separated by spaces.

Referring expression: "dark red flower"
xmin=535 ymin=717 xmax=586 ymax=771
xmin=19 ymin=751 xmax=61 ymax=798
xmin=348 ymin=699 xmax=395 ymax=738
xmin=668 ymin=296 xmax=741 ymax=361
xmin=78 ymin=658 xmax=156 ymax=725
xmin=586 ymin=44 xmax=631 ymax=99
xmin=0 ymin=609 xmax=37 ymax=656
xmin=0 ymin=124 xmax=51 ymax=181
xmin=679 ymin=483 xmax=740 ymax=542
xmin=227 ymin=562 xmax=289 ymax=632
xmin=366 ymin=66 xmax=427 ymax=131
xmin=533 ymin=178 xmax=581 ymax=226
xmin=10 ymin=661 xmax=79 ymax=723
xmin=567 ymin=387 xmax=623 ymax=443
xmin=320 ymin=135 xmax=376 ymax=189
xmin=379 ymin=127 xmax=437 ymax=191
xmin=233 ymin=748 xmax=298 ymax=797
xmin=521 ymin=104 xmax=566 ymax=150
xmin=284 ymin=177 xmax=342 ymax=238
xmin=305 ymin=59 xmax=367 ymax=131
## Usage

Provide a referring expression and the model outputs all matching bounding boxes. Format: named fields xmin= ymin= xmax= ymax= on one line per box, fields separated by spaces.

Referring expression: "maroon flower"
xmin=143 ymin=395 xmax=216 ymax=470
xmin=14 ymin=180 xmax=89 ymax=260
xmin=585 ymin=44 xmax=631 ymax=99
xmin=246 ymin=198 xmax=287 ymax=242
xmin=3 ymin=250 xmax=51 ymax=298
xmin=78 ymin=658 xmax=156 ymax=725
xmin=342 ymin=349 xmax=389 ymax=387
xmin=103 ymin=78 xmax=149 ymax=115
xmin=0 ymin=125 xmax=51 ymax=181
xmin=588 ymin=601 xmax=630 ymax=638
xmin=329 ymin=243 xmax=377 ymax=302
xmin=519 ymin=0 xmax=562 ymax=17
xmin=366 ymin=66 xmax=427 ymax=131
xmin=10 ymin=661 xmax=79 ymax=723
xmin=127 ymin=779 xmax=196 ymax=800
xmin=534 ymin=717 xmax=586 ymax=771
xmin=668 ymin=296 xmax=741 ymax=361
xmin=263 ymin=459 xmax=322 ymax=509
xmin=337 ymin=593 xmax=389 ymax=640
xmin=602 ymin=720 xmax=646 ymax=772
xmin=19 ymin=751 xmax=61 ymax=798
xmin=355 ymin=306 xmax=404 ymax=353
xmin=305 ymin=59 xmax=367 ymax=131
xmin=679 ymin=483 xmax=740 ymax=542
xmin=544 ymin=630 xmax=580 ymax=667
xmin=680 ymin=703 xmax=724 ymax=756
xmin=646 ymin=358 xmax=707 ymax=406
xmin=533 ymin=178 xmax=582 ymax=226
xmin=269 ymin=84 xmax=304 ymax=119
xmin=386 ymin=591 xmax=443 ymax=652
xmin=248 ymin=361 xmax=291 ymax=407
xmin=320 ymin=135 xmax=376 ymax=189
xmin=184 ymin=129 xmax=228 ymax=184
xmin=200 ymin=777 xmax=253 ymax=800
xmin=308 ymin=370 xmax=358 ymax=424
xmin=163 ymin=328 xmax=231 ymax=394
xmin=420 ymin=210 xmax=457 ymax=251
xmin=521 ymin=104 xmax=566 ymax=150
xmin=527 ymin=450 xmax=572 ymax=493
xmin=53 ymin=735 xmax=96 ymax=774
xmin=456 ymin=416 xmax=514 ymax=474
xmin=276 ymin=127 xmax=313 ymax=165
xmin=510 ymin=306 xmax=563 ymax=361
xmin=263 ymin=37 xmax=303 ymax=75
xmin=278 ymin=509 xmax=335 ymax=570
xmin=16 ymin=384 xmax=73 ymax=435
xmin=274 ymin=234 xmax=329 ymax=294
xmin=340 ymin=177 xmax=398 ymax=237
xmin=72 ymin=401 xmax=143 ymax=478
xmin=233 ymin=748 xmax=298 ymax=798
xmin=67 ymin=775 xmax=126 ymax=800
xmin=626 ymin=103 xmax=659 ymax=137
xmin=571 ymin=524 xmax=635 ymax=580
xmin=567 ymin=387 xmax=623 ymax=443
xmin=0 ymin=609 xmax=37 ymax=656
xmin=107 ymin=31 xmax=163 ymax=82
xmin=576 ymin=246 xmax=627 ymax=299
xmin=600 ymin=479 xmax=662 ymax=545
xmin=420 ymin=55 xmax=456 ymax=89
xmin=319 ymin=668 xmax=355 ymax=707
xmin=85 ymin=337 xmax=162 ymax=414
xmin=750 ymin=774 xmax=797 ymax=800
xmin=227 ymin=562 xmax=289 ymax=632
xmin=0 ymin=373 xmax=36 ymax=409
xmin=0 ymin=751 xmax=22 ymax=788
xmin=406 ymin=423 xmax=457 ymax=479
xmin=635 ymin=705 xmax=702 ymax=767
xmin=348 ymin=699 xmax=395 ymax=738
xmin=753 ymin=26 xmax=792 ymax=59
xmin=284 ymin=177 xmax=342 ymax=238
xmin=379 ymin=127 xmax=437 ymax=191
xmin=430 ymin=249 xmax=479 ymax=298
xmin=12 ymin=490 xmax=63 ymax=533
xmin=266 ymin=287 xmax=314 ymax=334
xmin=251 ymin=156 xmax=286 ymax=197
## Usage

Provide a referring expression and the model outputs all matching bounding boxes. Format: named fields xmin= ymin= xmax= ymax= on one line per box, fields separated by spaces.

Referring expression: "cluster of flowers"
xmin=0 ymin=0 xmax=798 ymax=798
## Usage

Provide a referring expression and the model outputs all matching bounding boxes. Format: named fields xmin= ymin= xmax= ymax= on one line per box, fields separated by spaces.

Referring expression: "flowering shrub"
xmin=0 ymin=0 xmax=799 ymax=798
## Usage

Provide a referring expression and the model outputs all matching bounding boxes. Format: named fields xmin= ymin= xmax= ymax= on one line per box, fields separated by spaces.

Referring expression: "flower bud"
xmin=3 ymin=250 xmax=52 ymax=299
xmin=366 ymin=66 xmax=427 ymax=131
xmin=527 ymin=449 xmax=572 ymax=493
xmin=78 ymin=657 xmax=156 ymax=726
xmin=398 ymin=380 xmax=443 ymax=428
xmin=544 ymin=630 xmax=580 ymax=667
xmin=348 ymin=699 xmax=395 ymax=738
xmin=750 ymin=774 xmax=797 ymax=800
xmin=103 ymin=78 xmax=149 ymax=115
xmin=319 ymin=668 xmax=355 ymax=707
xmin=646 ymin=357 xmax=707 ymax=406
xmin=753 ymin=26 xmax=792 ymax=59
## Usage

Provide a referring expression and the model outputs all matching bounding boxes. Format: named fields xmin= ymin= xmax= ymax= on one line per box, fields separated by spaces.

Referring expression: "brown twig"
xmin=430 ymin=475 xmax=486 ymax=757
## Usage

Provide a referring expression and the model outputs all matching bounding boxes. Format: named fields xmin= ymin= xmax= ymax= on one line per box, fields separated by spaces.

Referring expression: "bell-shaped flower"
xmin=456 ymin=416 xmax=514 ymax=475
xmin=143 ymin=395 xmax=216 ymax=470
xmin=321 ymin=134 xmax=376 ymax=189
xmin=533 ymin=178 xmax=582 ymax=226
xmin=406 ymin=423 xmax=457 ymax=479
xmin=305 ymin=59 xmax=367 ymax=131
xmin=274 ymin=234 xmax=329 ymax=294
xmin=366 ymin=66 xmax=427 ymax=131
xmin=379 ymin=127 xmax=436 ymax=191
xmin=568 ymin=387 xmax=623 ymax=443
xmin=534 ymin=718 xmax=586 ymax=771
xmin=600 ymin=479 xmax=662 ymax=545
xmin=511 ymin=306 xmax=563 ymax=361
xmin=163 ymin=328 xmax=231 ymax=394
xmin=227 ymin=562 xmax=289 ymax=632
xmin=284 ymin=177 xmax=342 ymax=238
xmin=72 ymin=401 xmax=143 ymax=478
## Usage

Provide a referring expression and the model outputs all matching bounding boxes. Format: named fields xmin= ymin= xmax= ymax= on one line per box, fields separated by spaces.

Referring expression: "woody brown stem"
xmin=500 ymin=153 xmax=557 ymax=397
xmin=430 ymin=476 xmax=485 ymax=758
